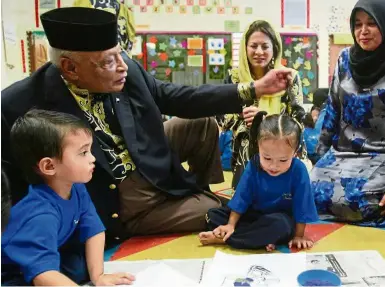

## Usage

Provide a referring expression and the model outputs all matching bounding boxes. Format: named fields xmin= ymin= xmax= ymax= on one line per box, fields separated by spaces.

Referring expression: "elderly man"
xmin=1 ymin=7 xmax=293 ymax=245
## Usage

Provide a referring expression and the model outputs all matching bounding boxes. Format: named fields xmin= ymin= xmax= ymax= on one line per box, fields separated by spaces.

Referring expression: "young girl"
xmin=199 ymin=112 xmax=318 ymax=251
xmin=221 ymin=19 xmax=306 ymax=189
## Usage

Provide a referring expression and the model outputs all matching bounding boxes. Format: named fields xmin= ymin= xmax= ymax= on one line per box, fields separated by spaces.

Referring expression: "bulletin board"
xmin=26 ymin=30 xmax=232 ymax=86
xmin=280 ymin=33 xmax=318 ymax=104
xmin=231 ymin=32 xmax=319 ymax=104
xmin=206 ymin=34 xmax=232 ymax=84
xmin=133 ymin=32 xmax=232 ymax=85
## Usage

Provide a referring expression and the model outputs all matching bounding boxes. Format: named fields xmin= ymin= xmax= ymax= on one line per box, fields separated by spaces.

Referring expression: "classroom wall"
xmin=1 ymin=0 xmax=357 ymax=90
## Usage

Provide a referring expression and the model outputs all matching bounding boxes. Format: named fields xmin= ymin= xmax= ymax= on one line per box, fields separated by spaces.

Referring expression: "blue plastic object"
xmin=297 ymin=269 xmax=342 ymax=286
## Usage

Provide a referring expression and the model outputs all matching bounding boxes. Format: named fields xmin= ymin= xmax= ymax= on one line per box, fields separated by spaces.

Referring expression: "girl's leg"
xmin=199 ymin=206 xmax=232 ymax=245
xmin=226 ymin=213 xmax=295 ymax=250
xmin=205 ymin=206 xmax=233 ymax=230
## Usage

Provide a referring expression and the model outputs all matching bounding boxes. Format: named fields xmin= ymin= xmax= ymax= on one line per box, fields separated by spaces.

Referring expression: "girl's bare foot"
xmin=198 ymin=231 xmax=226 ymax=245
xmin=265 ymin=244 xmax=276 ymax=252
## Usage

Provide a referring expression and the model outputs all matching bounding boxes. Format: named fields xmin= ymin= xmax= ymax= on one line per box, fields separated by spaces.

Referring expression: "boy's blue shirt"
xmin=1 ymin=183 xmax=105 ymax=283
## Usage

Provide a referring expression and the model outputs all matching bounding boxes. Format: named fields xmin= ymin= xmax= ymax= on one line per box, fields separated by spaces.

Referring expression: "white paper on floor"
xmin=201 ymin=251 xmax=306 ymax=287
xmin=104 ymin=261 xmax=200 ymax=287
xmin=134 ymin=262 xmax=199 ymax=286
xmin=102 ymin=250 xmax=385 ymax=287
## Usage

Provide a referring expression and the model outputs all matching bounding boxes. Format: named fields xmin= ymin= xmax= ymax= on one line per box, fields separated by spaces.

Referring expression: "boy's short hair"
xmin=10 ymin=109 xmax=92 ymax=184
xmin=1 ymin=170 xmax=12 ymax=231
xmin=303 ymin=113 xmax=315 ymax=129
xmin=313 ymin=88 xmax=328 ymax=108
xmin=310 ymin=105 xmax=321 ymax=113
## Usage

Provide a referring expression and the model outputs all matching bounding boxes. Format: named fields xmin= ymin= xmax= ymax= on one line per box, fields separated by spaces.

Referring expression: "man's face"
xmin=64 ymin=45 xmax=128 ymax=93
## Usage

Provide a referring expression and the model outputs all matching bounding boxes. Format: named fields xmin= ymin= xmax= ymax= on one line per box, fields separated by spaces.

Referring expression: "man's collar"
xmin=63 ymin=78 xmax=90 ymax=98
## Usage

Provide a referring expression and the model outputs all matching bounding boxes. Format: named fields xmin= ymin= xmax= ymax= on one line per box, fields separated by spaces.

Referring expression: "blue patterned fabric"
xmin=311 ymin=48 xmax=385 ymax=227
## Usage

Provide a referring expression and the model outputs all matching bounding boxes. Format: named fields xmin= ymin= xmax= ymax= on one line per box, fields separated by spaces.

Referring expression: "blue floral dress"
xmin=311 ymin=48 xmax=385 ymax=227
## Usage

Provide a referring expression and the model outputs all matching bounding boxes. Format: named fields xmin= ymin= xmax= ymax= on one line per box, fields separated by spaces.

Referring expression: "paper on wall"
xmin=40 ymin=0 xmax=56 ymax=9
xmin=209 ymin=53 xmax=225 ymax=66
xmin=283 ymin=0 xmax=307 ymax=27
xmin=131 ymin=36 xmax=143 ymax=56
xmin=3 ymin=22 xmax=17 ymax=45
xmin=207 ymin=38 xmax=224 ymax=50
xmin=187 ymin=55 xmax=203 ymax=67
xmin=231 ymin=33 xmax=242 ymax=66
xmin=224 ymin=20 xmax=240 ymax=33
xmin=187 ymin=38 xmax=203 ymax=49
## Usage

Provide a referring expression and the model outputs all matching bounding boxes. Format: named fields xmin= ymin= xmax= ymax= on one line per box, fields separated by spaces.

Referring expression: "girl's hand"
xmin=213 ymin=224 xmax=235 ymax=242
xmin=288 ymin=236 xmax=314 ymax=250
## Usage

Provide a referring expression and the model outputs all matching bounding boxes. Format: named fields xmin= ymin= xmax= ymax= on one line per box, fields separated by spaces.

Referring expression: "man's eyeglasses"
xmin=90 ymin=47 xmax=125 ymax=70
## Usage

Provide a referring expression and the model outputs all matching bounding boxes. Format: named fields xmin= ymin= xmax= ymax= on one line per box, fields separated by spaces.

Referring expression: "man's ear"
xmin=60 ymin=57 xmax=79 ymax=81
xmin=37 ymin=157 xmax=57 ymax=177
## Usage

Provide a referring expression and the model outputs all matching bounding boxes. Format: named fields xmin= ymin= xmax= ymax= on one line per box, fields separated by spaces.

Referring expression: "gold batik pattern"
xmin=66 ymin=81 xmax=136 ymax=182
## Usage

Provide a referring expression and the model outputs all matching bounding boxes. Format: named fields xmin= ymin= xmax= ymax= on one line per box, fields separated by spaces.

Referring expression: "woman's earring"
xmin=269 ymin=58 xmax=275 ymax=70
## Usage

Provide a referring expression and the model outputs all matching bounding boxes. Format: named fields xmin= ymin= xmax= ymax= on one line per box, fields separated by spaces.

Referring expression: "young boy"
xmin=310 ymin=105 xmax=321 ymax=124
xmin=1 ymin=110 xmax=135 ymax=286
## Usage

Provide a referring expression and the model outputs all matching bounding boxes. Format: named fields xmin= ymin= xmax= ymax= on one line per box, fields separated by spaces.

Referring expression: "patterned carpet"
xmin=105 ymin=184 xmax=385 ymax=262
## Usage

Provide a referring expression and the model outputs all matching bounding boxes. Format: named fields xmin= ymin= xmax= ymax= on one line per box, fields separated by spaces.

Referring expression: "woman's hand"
xmin=242 ymin=106 xmax=259 ymax=127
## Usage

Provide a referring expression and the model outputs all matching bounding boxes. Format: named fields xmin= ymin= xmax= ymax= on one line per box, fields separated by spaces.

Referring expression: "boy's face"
xmin=311 ymin=109 xmax=320 ymax=123
xmin=54 ymin=130 xmax=95 ymax=184
xmin=258 ymin=138 xmax=295 ymax=177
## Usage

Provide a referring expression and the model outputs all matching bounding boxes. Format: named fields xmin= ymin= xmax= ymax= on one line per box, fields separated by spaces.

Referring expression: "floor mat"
xmin=213 ymin=188 xmax=234 ymax=199
xmin=105 ymin=222 xmax=385 ymax=261
xmin=105 ymin=171 xmax=385 ymax=261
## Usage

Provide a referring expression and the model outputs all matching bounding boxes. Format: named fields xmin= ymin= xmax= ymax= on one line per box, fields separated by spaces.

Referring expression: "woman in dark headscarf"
xmin=311 ymin=0 xmax=385 ymax=226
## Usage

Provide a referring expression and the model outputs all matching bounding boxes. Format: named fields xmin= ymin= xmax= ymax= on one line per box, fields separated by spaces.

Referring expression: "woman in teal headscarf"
xmin=223 ymin=20 xmax=307 ymax=188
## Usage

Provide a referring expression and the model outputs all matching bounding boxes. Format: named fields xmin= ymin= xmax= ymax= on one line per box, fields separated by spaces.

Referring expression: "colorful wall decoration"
xmin=231 ymin=32 xmax=319 ymax=104
xmin=133 ymin=32 xmax=232 ymax=85
xmin=126 ymin=0 xmax=254 ymax=18
xmin=280 ymin=33 xmax=318 ymax=104
xmin=25 ymin=29 xmax=317 ymax=101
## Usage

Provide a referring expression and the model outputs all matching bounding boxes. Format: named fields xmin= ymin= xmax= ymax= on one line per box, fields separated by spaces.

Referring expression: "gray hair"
xmin=48 ymin=46 xmax=77 ymax=67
